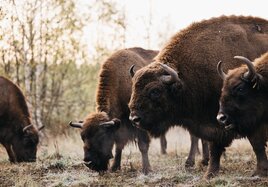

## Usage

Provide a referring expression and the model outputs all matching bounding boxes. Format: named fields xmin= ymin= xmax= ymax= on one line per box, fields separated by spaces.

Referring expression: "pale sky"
xmin=125 ymin=0 xmax=268 ymax=47
xmin=84 ymin=0 xmax=268 ymax=55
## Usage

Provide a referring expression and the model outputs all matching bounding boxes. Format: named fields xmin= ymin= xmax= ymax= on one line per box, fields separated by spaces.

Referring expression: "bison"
xmin=217 ymin=52 xmax=268 ymax=176
xmin=69 ymin=47 xmax=208 ymax=174
xmin=0 ymin=76 xmax=39 ymax=162
xmin=128 ymin=16 xmax=268 ymax=178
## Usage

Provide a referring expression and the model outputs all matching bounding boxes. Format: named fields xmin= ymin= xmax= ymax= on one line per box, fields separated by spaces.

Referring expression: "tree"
xmin=89 ymin=0 xmax=127 ymax=63
xmin=0 ymin=0 xmax=92 ymax=137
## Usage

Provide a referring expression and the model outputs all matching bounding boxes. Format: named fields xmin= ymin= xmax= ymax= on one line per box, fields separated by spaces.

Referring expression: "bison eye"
xmin=23 ymin=138 xmax=34 ymax=147
xmin=81 ymin=134 xmax=87 ymax=142
xmin=238 ymin=87 xmax=244 ymax=93
xmin=233 ymin=83 xmax=249 ymax=96
xmin=149 ymin=88 xmax=161 ymax=100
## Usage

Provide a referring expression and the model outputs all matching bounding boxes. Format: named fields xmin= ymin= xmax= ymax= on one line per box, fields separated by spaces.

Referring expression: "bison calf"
xmin=217 ymin=52 xmax=268 ymax=176
xmin=0 ymin=76 xmax=39 ymax=162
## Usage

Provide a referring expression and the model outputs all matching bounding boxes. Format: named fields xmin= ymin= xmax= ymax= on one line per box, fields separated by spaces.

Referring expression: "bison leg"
xmin=248 ymin=129 xmax=268 ymax=177
xmin=3 ymin=144 xmax=16 ymax=163
xmin=185 ymin=134 xmax=199 ymax=168
xmin=160 ymin=134 xmax=167 ymax=154
xmin=137 ymin=130 xmax=151 ymax=174
xmin=201 ymin=140 xmax=209 ymax=166
xmin=111 ymin=146 xmax=123 ymax=172
xmin=204 ymin=142 xmax=226 ymax=179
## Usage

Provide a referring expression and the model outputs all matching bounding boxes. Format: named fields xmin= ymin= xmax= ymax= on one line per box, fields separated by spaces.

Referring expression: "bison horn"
xmin=84 ymin=161 xmax=92 ymax=165
xmin=100 ymin=120 xmax=115 ymax=127
xmin=217 ymin=61 xmax=227 ymax=80
xmin=23 ymin=124 xmax=33 ymax=133
xmin=38 ymin=125 xmax=45 ymax=131
xmin=69 ymin=121 xmax=83 ymax=129
xmin=100 ymin=119 xmax=120 ymax=130
xmin=159 ymin=63 xmax=180 ymax=84
xmin=234 ymin=56 xmax=256 ymax=80
xmin=129 ymin=65 xmax=135 ymax=77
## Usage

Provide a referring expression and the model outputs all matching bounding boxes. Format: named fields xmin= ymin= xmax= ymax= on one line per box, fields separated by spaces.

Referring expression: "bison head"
xmin=11 ymin=124 xmax=39 ymax=162
xmin=69 ymin=112 xmax=120 ymax=172
xmin=129 ymin=62 xmax=183 ymax=137
xmin=216 ymin=55 xmax=265 ymax=135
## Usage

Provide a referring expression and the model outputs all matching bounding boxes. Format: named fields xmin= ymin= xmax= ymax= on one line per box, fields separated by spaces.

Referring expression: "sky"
xmin=122 ymin=0 xmax=268 ymax=47
xmin=83 ymin=0 xmax=268 ymax=56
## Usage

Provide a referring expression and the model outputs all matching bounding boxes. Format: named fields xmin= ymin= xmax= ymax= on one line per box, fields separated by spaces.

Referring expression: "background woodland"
xmin=0 ymin=0 xmax=170 ymax=137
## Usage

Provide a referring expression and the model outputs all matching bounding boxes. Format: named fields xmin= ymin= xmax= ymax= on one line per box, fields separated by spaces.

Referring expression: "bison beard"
xmin=217 ymin=53 xmax=268 ymax=176
xmin=129 ymin=16 xmax=268 ymax=178
xmin=0 ymin=76 xmax=39 ymax=163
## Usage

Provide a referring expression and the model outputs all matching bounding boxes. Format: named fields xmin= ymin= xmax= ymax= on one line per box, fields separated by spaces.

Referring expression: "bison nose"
xmin=84 ymin=157 xmax=92 ymax=165
xmin=29 ymin=157 xmax=36 ymax=162
xmin=29 ymin=158 xmax=36 ymax=162
xmin=129 ymin=113 xmax=141 ymax=125
xmin=217 ymin=113 xmax=228 ymax=125
xmin=129 ymin=115 xmax=141 ymax=123
xmin=84 ymin=152 xmax=92 ymax=162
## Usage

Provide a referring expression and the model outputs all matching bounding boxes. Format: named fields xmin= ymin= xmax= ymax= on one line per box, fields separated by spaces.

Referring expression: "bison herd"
xmin=1 ymin=15 xmax=268 ymax=179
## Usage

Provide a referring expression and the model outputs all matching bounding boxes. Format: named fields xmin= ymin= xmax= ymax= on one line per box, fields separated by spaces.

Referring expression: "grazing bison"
xmin=69 ymin=47 xmax=208 ymax=174
xmin=129 ymin=16 xmax=268 ymax=178
xmin=217 ymin=52 xmax=268 ymax=176
xmin=0 ymin=76 xmax=39 ymax=162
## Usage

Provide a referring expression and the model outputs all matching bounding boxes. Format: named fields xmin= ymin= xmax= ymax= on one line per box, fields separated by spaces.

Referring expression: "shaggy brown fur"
xmin=129 ymin=16 xmax=268 ymax=178
xmin=0 ymin=76 xmax=39 ymax=162
xmin=70 ymin=47 xmax=208 ymax=173
xmin=218 ymin=52 xmax=268 ymax=176
xmin=72 ymin=48 xmax=158 ymax=174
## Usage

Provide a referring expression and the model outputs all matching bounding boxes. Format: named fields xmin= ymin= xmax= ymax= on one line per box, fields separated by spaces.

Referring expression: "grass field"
xmin=1 ymin=127 xmax=268 ymax=187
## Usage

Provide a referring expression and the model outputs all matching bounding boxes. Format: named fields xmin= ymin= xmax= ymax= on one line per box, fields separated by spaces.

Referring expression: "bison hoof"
xmin=203 ymin=171 xmax=217 ymax=179
xmin=9 ymin=158 xmax=16 ymax=163
xmin=252 ymin=161 xmax=268 ymax=177
xmin=252 ymin=169 xmax=268 ymax=177
xmin=203 ymin=167 xmax=219 ymax=179
xmin=111 ymin=165 xmax=121 ymax=172
xmin=185 ymin=159 xmax=195 ymax=168
xmin=201 ymin=159 xmax=209 ymax=166
xmin=161 ymin=150 xmax=167 ymax=155
xmin=142 ymin=167 xmax=152 ymax=175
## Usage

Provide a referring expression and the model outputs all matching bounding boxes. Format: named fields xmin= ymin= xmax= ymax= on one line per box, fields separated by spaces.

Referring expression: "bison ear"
xmin=252 ymin=74 xmax=264 ymax=89
xmin=23 ymin=124 xmax=33 ymax=134
xmin=100 ymin=118 xmax=121 ymax=131
xmin=129 ymin=65 xmax=135 ymax=77
xmin=169 ymin=80 xmax=184 ymax=95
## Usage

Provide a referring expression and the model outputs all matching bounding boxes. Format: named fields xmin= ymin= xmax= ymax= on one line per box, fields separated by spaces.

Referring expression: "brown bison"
xmin=0 ymin=76 xmax=39 ymax=162
xmin=129 ymin=16 xmax=268 ymax=178
xmin=217 ymin=52 xmax=268 ymax=176
xmin=69 ymin=47 xmax=208 ymax=174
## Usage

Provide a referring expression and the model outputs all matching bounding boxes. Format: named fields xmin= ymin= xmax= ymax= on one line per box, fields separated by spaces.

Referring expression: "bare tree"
xmin=0 ymin=0 xmax=133 ymax=137
xmin=0 ymin=0 xmax=91 ymax=136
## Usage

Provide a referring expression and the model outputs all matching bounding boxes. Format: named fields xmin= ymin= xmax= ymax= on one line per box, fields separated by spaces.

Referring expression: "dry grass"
xmin=1 ymin=127 xmax=268 ymax=187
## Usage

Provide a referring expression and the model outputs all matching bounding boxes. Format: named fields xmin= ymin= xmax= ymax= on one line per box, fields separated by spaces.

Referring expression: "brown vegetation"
xmin=1 ymin=128 xmax=268 ymax=186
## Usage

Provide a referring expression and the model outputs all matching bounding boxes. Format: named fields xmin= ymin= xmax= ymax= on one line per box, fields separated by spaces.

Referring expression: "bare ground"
xmin=1 ymin=127 xmax=268 ymax=187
